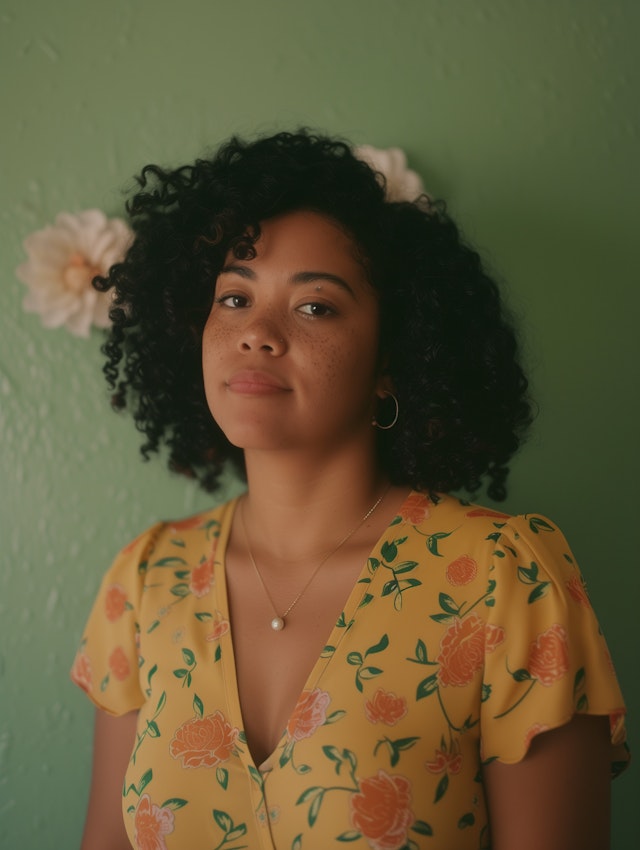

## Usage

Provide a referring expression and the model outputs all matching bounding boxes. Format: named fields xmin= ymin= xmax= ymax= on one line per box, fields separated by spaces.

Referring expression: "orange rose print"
xmin=70 ymin=652 xmax=92 ymax=693
xmin=566 ymin=574 xmax=590 ymax=607
xmin=287 ymin=688 xmax=331 ymax=741
xmin=365 ymin=689 xmax=408 ymax=726
xmin=134 ymin=793 xmax=175 ymax=850
xmin=399 ymin=492 xmax=430 ymax=525
xmin=437 ymin=614 xmax=505 ymax=687
xmin=170 ymin=710 xmax=238 ymax=767
xmin=189 ymin=558 xmax=214 ymax=598
xmin=205 ymin=610 xmax=230 ymax=641
xmin=465 ymin=508 xmax=510 ymax=519
xmin=425 ymin=742 xmax=462 ymax=775
xmin=108 ymin=646 xmax=131 ymax=681
xmin=105 ymin=583 xmax=128 ymax=622
xmin=610 ymin=710 xmax=627 ymax=742
xmin=528 ymin=624 xmax=569 ymax=686
xmin=446 ymin=555 xmax=478 ymax=586
xmin=523 ymin=722 xmax=549 ymax=752
xmin=169 ymin=514 xmax=206 ymax=532
xmin=350 ymin=770 xmax=414 ymax=850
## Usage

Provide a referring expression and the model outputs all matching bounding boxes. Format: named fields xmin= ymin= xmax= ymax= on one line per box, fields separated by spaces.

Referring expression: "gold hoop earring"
xmin=372 ymin=391 xmax=399 ymax=430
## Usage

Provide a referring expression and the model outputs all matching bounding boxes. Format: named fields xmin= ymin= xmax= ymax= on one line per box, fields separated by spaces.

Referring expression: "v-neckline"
xmin=211 ymin=492 xmax=416 ymax=773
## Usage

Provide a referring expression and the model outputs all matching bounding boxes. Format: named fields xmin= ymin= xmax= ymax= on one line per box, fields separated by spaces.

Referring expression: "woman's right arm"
xmin=80 ymin=708 xmax=139 ymax=850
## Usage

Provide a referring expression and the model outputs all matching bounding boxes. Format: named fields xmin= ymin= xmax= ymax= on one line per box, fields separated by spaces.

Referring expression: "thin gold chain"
xmin=239 ymin=486 xmax=389 ymax=627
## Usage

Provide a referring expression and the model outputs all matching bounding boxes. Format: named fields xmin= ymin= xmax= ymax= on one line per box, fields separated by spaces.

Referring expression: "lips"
xmin=227 ymin=370 xmax=290 ymax=395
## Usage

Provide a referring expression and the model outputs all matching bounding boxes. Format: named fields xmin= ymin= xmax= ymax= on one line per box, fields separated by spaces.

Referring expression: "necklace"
xmin=240 ymin=487 xmax=389 ymax=632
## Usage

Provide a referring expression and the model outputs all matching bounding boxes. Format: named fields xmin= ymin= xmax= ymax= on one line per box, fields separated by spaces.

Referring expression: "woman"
xmin=72 ymin=131 xmax=628 ymax=850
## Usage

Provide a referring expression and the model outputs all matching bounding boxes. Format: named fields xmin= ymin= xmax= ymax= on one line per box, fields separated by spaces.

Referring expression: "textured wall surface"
xmin=0 ymin=0 xmax=637 ymax=846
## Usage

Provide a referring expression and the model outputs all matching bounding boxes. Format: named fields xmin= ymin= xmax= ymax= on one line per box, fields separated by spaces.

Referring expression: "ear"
xmin=374 ymin=373 xmax=395 ymax=400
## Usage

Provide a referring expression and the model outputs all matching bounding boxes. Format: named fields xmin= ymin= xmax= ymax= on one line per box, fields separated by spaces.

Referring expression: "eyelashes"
xmin=214 ymin=293 xmax=337 ymax=319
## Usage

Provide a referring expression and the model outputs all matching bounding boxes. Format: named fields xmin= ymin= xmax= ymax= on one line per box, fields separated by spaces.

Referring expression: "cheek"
xmin=303 ymin=330 xmax=379 ymax=397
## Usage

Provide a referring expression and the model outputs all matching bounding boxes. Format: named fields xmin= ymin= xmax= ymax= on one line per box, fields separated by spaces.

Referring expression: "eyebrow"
xmin=219 ymin=264 xmax=356 ymax=297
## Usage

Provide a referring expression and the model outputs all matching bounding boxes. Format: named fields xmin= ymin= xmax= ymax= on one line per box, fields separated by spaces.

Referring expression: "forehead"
xmin=229 ymin=210 xmax=370 ymax=281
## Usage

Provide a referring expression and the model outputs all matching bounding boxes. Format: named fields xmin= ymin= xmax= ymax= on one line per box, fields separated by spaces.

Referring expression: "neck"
xmin=239 ymin=447 xmax=389 ymax=560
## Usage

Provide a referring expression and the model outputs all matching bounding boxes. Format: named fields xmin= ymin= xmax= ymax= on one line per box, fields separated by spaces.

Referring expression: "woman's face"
xmin=202 ymin=210 xmax=385 ymax=456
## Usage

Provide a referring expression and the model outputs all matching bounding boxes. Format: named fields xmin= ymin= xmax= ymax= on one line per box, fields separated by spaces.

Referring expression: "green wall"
xmin=1 ymin=0 xmax=637 ymax=846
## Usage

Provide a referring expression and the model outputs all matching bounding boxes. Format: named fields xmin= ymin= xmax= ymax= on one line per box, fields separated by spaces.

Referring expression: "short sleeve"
xmin=70 ymin=522 xmax=164 ymax=716
xmin=479 ymin=514 xmax=629 ymax=775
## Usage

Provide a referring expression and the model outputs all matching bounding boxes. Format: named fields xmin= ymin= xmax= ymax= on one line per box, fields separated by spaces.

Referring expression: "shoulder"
xmin=103 ymin=499 xmax=237 ymax=588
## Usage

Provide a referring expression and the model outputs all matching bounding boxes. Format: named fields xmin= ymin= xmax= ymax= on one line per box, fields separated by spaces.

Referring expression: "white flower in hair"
xmin=354 ymin=145 xmax=427 ymax=203
xmin=17 ymin=209 xmax=132 ymax=338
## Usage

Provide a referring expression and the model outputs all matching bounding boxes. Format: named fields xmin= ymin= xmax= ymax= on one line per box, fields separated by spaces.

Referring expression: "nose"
xmin=238 ymin=313 xmax=287 ymax=355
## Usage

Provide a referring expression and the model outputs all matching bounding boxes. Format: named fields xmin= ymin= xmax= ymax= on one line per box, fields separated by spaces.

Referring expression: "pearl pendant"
xmin=270 ymin=616 xmax=285 ymax=631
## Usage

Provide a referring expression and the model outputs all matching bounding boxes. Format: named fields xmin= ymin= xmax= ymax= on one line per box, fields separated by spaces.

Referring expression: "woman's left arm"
xmin=483 ymin=714 xmax=612 ymax=850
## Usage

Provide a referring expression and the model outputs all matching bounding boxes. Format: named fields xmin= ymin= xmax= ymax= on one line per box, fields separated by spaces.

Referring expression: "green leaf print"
xmin=193 ymin=693 xmax=204 ymax=718
xmin=528 ymin=582 xmax=550 ymax=603
xmin=124 ymin=768 xmax=153 ymax=798
xmin=173 ymin=646 xmax=197 ymax=687
xmin=517 ymin=562 xmax=550 ymax=603
xmin=374 ymin=736 xmax=420 ymax=767
xmin=145 ymin=720 xmax=160 ymax=737
xmin=195 ymin=611 xmax=213 ymax=621
xmin=365 ymin=634 xmax=390 ymax=656
xmin=381 ymin=577 xmax=421 ymax=609
xmin=511 ymin=668 xmax=531 ymax=682
xmin=130 ymin=692 xmax=167 ymax=764
xmin=426 ymin=531 xmax=454 ymax=556
xmin=336 ymin=831 xmax=361 ymax=841
xmin=144 ymin=664 xmax=158 ymax=698
xmin=393 ymin=560 xmax=419 ymax=574
xmin=291 ymin=835 xmax=303 ymax=850
xmin=406 ymin=638 xmax=437 ymax=666
xmin=212 ymin=809 xmax=248 ymax=850
xmin=161 ymin=798 xmax=188 ymax=810
xmin=170 ymin=582 xmax=190 ymax=597
xmin=458 ymin=812 xmax=476 ymax=829
xmin=412 ymin=820 xmax=434 ymax=836
xmin=153 ymin=556 xmax=188 ymax=567
xmin=325 ymin=709 xmax=346 ymax=724
xmin=348 ymin=635 xmax=387 ymax=691
xmin=430 ymin=613 xmax=453 ymax=624
xmin=416 ymin=673 xmax=439 ymax=700
xmin=517 ymin=563 xmax=539 ymax=583
xmin=296 ymin=787 xmax=326 ymax=827
xmin=414 ymin=639 xmax=427 ymax=664
xmin=434 ymin=773 xmax=449 ymax=802
xmin=216 ymin=767 xmax=229 ymax=789
xmin=438 ymin=593 xmax=460 ymax=615
xmin=527 ymin=516 xmax=555 ymax=534
xmin=381 ymin=540 xmax=398 ymax=562
xmin=359 ymin=666 xmax=383 ymax=680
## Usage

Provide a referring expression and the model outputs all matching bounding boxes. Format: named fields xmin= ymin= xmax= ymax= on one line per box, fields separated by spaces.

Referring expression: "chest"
xmin=224 ymin=546 xmax=369 ymax=766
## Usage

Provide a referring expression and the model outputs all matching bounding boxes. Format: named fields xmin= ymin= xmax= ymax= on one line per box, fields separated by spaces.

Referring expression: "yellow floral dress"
xmin=71 ymin=491 xmax=628 ymax=850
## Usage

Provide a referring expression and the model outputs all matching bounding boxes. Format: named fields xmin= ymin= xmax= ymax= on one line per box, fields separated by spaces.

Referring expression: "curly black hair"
xmin=95 ymin=130 xmax=533 ymax=501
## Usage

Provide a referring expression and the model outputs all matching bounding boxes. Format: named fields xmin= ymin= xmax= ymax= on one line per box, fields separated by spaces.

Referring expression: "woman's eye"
xmin=297 ymin=302 xmax=336 ymax=318
xmin=216 ymin=294 xmax=249 ymax=308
